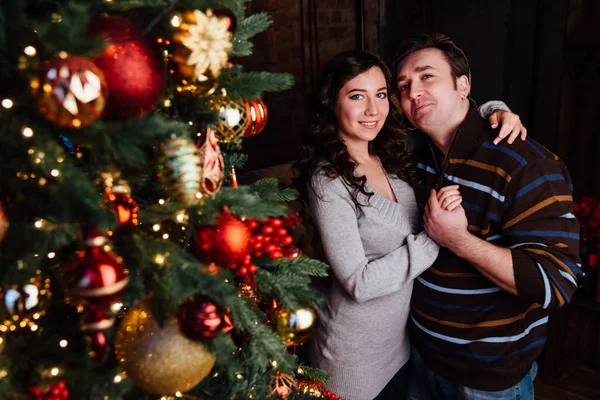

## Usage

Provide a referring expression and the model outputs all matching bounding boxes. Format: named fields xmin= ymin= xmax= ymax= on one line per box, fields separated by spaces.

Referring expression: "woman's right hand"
xmin=437 ymin=185 xmax=462 ymax=211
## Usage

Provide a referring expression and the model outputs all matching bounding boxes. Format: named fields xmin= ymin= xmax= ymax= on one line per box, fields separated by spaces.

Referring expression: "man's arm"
xmin=424 ymin=191 xmax=518 ymax=295
xmin=425 ymin=158 xmax=581 ymax=309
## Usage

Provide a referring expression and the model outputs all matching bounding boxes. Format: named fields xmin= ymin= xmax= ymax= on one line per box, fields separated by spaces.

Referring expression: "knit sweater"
xmin=410 ymin=104 xmax=581 ymax=391
xmin=307 ymin=172 xmax=439 ymax=400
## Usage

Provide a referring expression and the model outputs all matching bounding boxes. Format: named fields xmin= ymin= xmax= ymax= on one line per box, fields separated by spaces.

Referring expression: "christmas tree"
xmin=0 ymin=1 xmax=335 ymax=399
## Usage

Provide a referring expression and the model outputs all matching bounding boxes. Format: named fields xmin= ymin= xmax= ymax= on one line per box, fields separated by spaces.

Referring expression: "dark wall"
xmin=380 ymin=0 xmax=600 ymax=199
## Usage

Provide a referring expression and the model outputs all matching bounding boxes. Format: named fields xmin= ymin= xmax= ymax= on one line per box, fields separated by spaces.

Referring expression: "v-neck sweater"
xmin=307 ymin=172 xmax=439 ymax=400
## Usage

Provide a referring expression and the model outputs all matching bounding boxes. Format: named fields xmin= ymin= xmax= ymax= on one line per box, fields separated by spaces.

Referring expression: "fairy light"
xmin=22 ymin=127 xmax=34 ymax=138
xmin=47 ymin=252 xmax=56 ymax=259
xmin=59 ymin=340 xmax=68 ymax=348
xmin=1 ymin=99 xmax=13 ymax=109
xmin=113 ymin=375 xmax=123 ymax=383
xmin=175 ymin=393 xmax=183 ymax=398
xmin=154 ymin=254 xmax=165 ymax=265
xmin=24 ymin=46 xmax=37 ymax=56
xmin=57 ymin=156 xmax=64 ymax=163
xmin=0 ymin=369 xmax=7 ymax=379
xmin=111 ymin=302 xmax=123 ymax=313
xmin=236 ymin=373 xmax=243 ymax=380
xmin=50 ymin=169 xmax=60 ymax=177
xmin=152 ymin=224 xmax=161 ymax=232
xmin=158 ymin=199 xmax=165 ymax=205
xmin=30 ymin=324 xmax=38 ymax=331
xmin=164 ymin=99 xmax=172 ymax=107
xmin=34 ymin=220 xmax=43 ymax=229
xmin=58 ymin=51 xmax=67 ymax=59
xmin=39 ymin=177 xmax=47 ymax=186
xmin=271 ymin=360 xmax=278 ymax=367
xmin=195 ymin=192 xmax=203 ymax=199
xmin=33 ymin=313 xmax=41 ymax=320
xmin=170 ymin=14 xmax=181 ymax=27
xmin=176 ymin=212 xmax=186 ymax=223
xmin=50 ymin=367 xmax=59 ymax=376
xmin=162 ymin=233 xmax=169 ymax=239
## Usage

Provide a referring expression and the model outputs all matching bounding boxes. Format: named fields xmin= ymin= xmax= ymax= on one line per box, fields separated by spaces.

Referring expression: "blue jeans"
xmin=408 ymin=346 xmax=537 ymax=400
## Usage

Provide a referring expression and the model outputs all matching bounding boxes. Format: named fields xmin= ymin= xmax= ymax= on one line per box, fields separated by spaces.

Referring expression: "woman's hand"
xmin=489 ymin=110 xmax=528 ymax=145
xmin=436 ymin=185 xmax=462 ymax=211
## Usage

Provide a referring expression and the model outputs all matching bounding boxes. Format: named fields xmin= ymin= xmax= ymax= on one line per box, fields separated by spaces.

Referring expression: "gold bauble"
xmin=115 ymin=299 xmax=216 ymax=395
xmin=297 ymin=379 xmax=326 ymax=397
xmin=158 ymin=136 xmax=203 ymax=206
xmin=273 ymin=305 xmax=319 ymax=346
xmin=207 ymin=94 xmax=251 ymax=143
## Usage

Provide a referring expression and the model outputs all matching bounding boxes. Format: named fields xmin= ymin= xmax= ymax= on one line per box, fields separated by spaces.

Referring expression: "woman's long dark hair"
xmin=297 ymin=50 xmax=416 ymax=208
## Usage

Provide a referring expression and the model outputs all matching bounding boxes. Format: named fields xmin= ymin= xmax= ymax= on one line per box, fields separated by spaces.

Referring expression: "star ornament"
xmin=181 ymin=9 xmax=233 ymax=81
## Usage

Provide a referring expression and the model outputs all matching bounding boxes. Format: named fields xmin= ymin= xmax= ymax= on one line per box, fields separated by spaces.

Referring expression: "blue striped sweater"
xmin=409 ymin=105 xmax=581 ymax=391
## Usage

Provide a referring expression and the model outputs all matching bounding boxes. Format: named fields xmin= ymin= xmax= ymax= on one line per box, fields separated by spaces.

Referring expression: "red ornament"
xmin=106 ymin=190 xmax=139 ymax=229
xmin=194 ymin=213 xmax=251 ymax=266
xmin=246 ymin=216 xmax=301 ymax=260
xmin=28 ymin=380 xmax=69 ymax=400
xmin=87 ymin=16 xmax=166 ymax=119
xmin=64 ymin=231 xmax=129 ymax=305
xmin=212 ymin=8 xmax=238 ymax=33
xmin=243 ymin=99 xmax=269 ymax=138
xmin=32 ymin=55 xmax=107 ymax=128
xmin=177 ymin=294 xmax=233 ymax=341
xmin=63 ymin=229 xmax=129 ymax=362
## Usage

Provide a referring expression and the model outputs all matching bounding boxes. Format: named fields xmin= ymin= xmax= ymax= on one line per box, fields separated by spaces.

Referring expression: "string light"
xmin=59 ymin=340 xmax=68 ymax=348
xmin=24 ymin=46 xmax=37 ymax=56
xmin=47 ymin=252 xmax=56 ymax=259
xmin=162 ymin=233 xmax=169 ymax=239
xmin=170 ymin=14 xmax=182 ymax=27
xmin=158 ymin=198 xmax=165 ymax=205
xmin=1 ymin=99 xmax=13 ymax=109
xmin=22 ymin=126 xmax=34 ymax=138
xmin=50 ymin=367 xmax=60 ymax=376
xmin=34 ymin=220 xmax=43 ymax=229
xmin=50 ymin=169 xmax=60 ymax=177
xmin=154 ymin=254 xmax=165 ymax=265
xmin=152 ymin=224 xmax=161 ymax=231
xmin=111 ymin=302 xmax=124 ymax=313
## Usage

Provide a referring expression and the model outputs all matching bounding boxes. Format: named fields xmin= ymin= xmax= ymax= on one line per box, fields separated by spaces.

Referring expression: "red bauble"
xmin=177 ymin=294 xmax=233 ymax=341
xmin=194 ymin=214 xmax=251 ymax=266
xmin=87 ymin=16 xmax=166 ymax=119
xmin=243 ymin=99 xmax=268 ymax=138
xmin=213 ymin=8 xmax=238 ymax=33
xmin=32 ymin=55 xmax=108 ymax=128
xmin=63 ymin=231 xmax=129 ymax=306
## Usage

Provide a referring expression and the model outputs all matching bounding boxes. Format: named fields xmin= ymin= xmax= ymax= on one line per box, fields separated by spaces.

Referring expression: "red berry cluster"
xmin=324 ymin=391 xmax=344 ymax=400
xmin=245 ymin=215 xmax=300 ymax=261
xmin=28 ymin=381 xmax=69 ymax=400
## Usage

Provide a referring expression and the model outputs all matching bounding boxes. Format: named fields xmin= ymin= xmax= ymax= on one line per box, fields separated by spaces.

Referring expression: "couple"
xmin=300 ymin=34 xmax=580 ymax=400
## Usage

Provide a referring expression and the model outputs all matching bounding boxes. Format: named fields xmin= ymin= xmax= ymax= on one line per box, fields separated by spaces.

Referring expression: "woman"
xmin=299 ymin=50 xmax=525 ymax=400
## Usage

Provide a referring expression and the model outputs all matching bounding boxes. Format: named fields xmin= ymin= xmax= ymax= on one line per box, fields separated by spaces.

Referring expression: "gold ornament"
xmin=273 ymin=305 xmax=319 ymax=346
xmin=198 ymin=128 xmax=225 ymax=195
xmin=115 ymin=299 xmax=216 ymax=394
xmin=171 ymin=9 xmax=232 ymax=83
xmin=208 ymin=93 xmax=251 ymax=143
xmin=0 ymin=202 xmax=8 ymax=243
xmin=158 ymin=136 xmax=203 ymax=206
xmin=0 ymin=269 xmax=52 ymax=330
xmin=31 ymin=55 xmax=108 ymax=128
xmin=269 ymin=371 xmax=297 ymax=399
xmin=297 ymin=379 xmax=327 ymax=397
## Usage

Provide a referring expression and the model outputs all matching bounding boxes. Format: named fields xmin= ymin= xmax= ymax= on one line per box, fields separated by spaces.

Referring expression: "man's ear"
xmin=457 ymin=75 xmax=470 ymax=98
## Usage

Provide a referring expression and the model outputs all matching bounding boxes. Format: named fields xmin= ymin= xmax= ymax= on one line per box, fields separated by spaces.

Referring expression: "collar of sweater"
xmin=423 ymin=100 xmax=493 ymax=160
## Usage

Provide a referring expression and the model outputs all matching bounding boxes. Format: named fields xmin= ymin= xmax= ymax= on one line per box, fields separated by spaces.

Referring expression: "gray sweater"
xmin=307 ymin=172 xmax=439 ymax=400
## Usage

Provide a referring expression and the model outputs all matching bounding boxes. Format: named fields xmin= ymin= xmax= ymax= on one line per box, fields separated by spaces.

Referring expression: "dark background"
xmin=244 ymin=0 xmax=600 ymax=199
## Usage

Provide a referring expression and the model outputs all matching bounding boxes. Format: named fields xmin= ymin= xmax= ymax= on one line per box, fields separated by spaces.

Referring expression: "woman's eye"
xmin=376 ymin=92 xmax=387 ymax=99
xmin=350 ymin=94 xmax=364 ymax=100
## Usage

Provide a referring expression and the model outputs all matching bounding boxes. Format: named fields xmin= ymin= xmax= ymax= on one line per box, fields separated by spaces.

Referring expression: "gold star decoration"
xmin=181 ymin=9 xmax=232 ymax=81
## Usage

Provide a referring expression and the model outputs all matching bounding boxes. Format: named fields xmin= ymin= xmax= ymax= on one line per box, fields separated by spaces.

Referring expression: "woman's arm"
xmin=308 ymin=174 xmax=439 ymax=303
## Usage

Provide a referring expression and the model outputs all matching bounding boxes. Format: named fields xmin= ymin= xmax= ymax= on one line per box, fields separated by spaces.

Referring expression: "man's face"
xmin=396 ymin=48 xmax=469 ymax=134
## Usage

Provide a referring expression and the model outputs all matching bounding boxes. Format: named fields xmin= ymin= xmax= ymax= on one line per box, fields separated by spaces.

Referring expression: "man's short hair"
xmin=393 ymin=33 xmax=472 ymax=87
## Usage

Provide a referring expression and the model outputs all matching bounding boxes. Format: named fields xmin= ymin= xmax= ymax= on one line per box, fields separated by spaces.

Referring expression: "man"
xmin=395 ymin=33 xmax=580 ymax=399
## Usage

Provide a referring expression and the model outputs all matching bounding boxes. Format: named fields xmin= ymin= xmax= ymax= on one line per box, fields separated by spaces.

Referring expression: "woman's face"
xmin=335 ymin=66 xmax=389 ymax=146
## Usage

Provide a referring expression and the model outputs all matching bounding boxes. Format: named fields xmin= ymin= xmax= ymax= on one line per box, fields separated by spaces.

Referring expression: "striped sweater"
xmin=409 ymin=105 xmax=581 ymax=391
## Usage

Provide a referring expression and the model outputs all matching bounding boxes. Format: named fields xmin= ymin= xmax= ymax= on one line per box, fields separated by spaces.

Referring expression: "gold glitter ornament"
xmin=273 ymin=305 xmax=319 ymax=346
xmin=171 ymin=9 xmax=232 ymax=83
xmin=208 ymin=94 xmax=251 ymax=143
xmin=158 ymin=136 xmax=203 ymax=206
xmin=115 ymin=299 xmax=216 ymax=394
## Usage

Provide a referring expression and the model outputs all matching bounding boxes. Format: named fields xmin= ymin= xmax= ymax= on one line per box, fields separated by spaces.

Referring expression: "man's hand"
xmin=424 ymin=189 xmax=469 ymax=249
xmin=489 ymin=110 xmax=527 ymax=145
